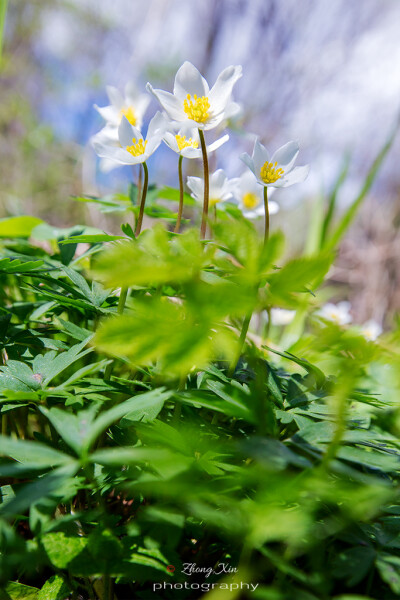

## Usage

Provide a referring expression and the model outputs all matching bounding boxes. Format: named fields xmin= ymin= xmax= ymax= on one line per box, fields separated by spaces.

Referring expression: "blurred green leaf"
xmin=0 ymin=216 xmax=43 ymax=238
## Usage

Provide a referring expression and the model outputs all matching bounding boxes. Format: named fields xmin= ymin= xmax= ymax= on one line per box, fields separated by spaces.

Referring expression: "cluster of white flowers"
xmin=92 ymin=61 xmax=309 ymax=220
xmin=317 ymin=301 xmax=383 ymax=341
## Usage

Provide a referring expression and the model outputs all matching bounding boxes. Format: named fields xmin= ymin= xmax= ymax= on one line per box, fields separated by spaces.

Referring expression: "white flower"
xmin=163 ymin=125 xmax=229 ymax=159
xmin=361 ymin=320 xmax=382 ymax=341
xmin=146 ymin=61 xmax=242 ymax=131
xmin=95 ymin=83 xmax=150 ymax=133
xmin=269 ymin=308 xmax=296 ymax=326
xmin=93 ymin=112 xmax=166 ymax=166
xmin=240 ymin=139 xmax=309 ymax=188
xmin=187 ymin=169 xmax=239 ymax=207
xmin=318 ymin=302 xmax=352 ymax=326
xmin=234 ymin=171 xmax=279 ymax=219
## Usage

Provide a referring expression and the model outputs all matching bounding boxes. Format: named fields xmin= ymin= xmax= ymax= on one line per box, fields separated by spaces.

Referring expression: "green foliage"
xmin=0 ymin=182 xmax=399 ymax=600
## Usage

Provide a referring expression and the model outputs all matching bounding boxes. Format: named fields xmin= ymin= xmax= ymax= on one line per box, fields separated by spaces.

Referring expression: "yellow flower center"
xmin=176 ymin=134 xmax=199 ymax=151
xmin=120 ymin=106 xmax=137 ymax=126
xmin=183 ymin=94 xmax=210 ymax=123
xmin=126 ymin=138 xmax=147 ymax=157
xmin=260 ymin=161 xmax=285 ymax=184
xmin=242 ymin=192 xmax=260 ymax=209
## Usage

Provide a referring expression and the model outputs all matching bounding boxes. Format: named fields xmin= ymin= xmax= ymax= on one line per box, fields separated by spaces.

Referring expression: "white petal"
xmin=186 ymin=176 xmax=204 ymax=201
xmin=91 ymin=125 xmax=119 ymax=146
xmin=281 ymin=165 xmax=310 ymax=187
xmin=93 ymin=141 xmax=136 ymax=165
xmin=163 ymin=131 xmax=179 ymax=153
xmin=144 ymin=136 xmax=161 ymax=158
xmin=173 ymin=61 xmax=209 ymax=100
xmin=106 ymin=86 xmax=124 ymax=110
xmin=208 ymin=65 xmax=242 ymax=116
xmin=239 ymin=152 xmax=256 ymax=176
xmin=211 ymin=169 xmax=228 ymax=189
xmin=146 ymin=84 xmax=185 ymax=121
xmin=207 ymin=134 xmax=229 ymax=154
xmin=99 ymin=157 xmax=120 ymax=173
xmin=268 ymin=200 xmax=279 ymax=215
xmin=223 ymin=100 xmax=242 ymax=120
xmin=147 ymin=111 xmax=169 ymax=138
xmin=252 ymin=139 xmax=270 ymax=175
xmin=271 ymin=141 xmax=299 ymax=169
xmin=180 ymin=146 xmax=202 ymax=159
xmin=124 ymin=82 xmax=139 ymax=102
xmin=118 ymin=117 xmax=137 ymax=147
xmin=95 ymin=104 xmax=119 ymax=125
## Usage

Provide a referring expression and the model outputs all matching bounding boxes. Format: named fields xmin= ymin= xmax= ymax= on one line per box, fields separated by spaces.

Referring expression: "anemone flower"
xmin=234 ymin=171 xmax=279 ymax=220
xmin=95 ymin=83 xmax=150 ymax=133
xmin=146 ymin=61 xmax=242 ymax=131
xmin=240 ymin=139 xmax=309 ymax=189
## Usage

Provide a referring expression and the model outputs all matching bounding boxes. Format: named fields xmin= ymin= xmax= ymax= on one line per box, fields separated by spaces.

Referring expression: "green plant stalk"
xmin=134 ymin=161 xmax=149 ymax=237
xmin=263 ymin=186 xmax=270 ymax=246
xmin=0 ymin=0 xmax=8 ymax=63
xmin=199 ymin=129 xmax=209 ymax=239
xmin=229 ymin=187 xmax=271 ymax=375
xmin=104 ymin=161 xmax=147 ymax=380
xmin=104 ymin=287 xmax=128 ymax=380
xmin=174 ymin=155 xmax=184 ymax=234
xmin=228 ymin=313 xmax=252 ymax=377
xmin=1 ymin=412 xmax=7 ymax=435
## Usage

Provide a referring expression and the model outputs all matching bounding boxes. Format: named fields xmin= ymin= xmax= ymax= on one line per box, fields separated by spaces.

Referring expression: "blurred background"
xmin=1 ymin=0 xmax=400 ymax=325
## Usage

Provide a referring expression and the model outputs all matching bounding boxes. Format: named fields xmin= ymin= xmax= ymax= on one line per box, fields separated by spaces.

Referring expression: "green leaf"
xmin=376 ymin=552 xmax=400 ymax=594
xmin=0 ymin=216 xmax=43 ymax=238
xmin=268 ymin=254 xmax=333 ymax=303
xmin=42 ymin=532 xmax=88 ymax=570
xmin=38 ymin=406 xmax=98 ymax=455
xmin=93 ymin=226 xmax=209 ymax=288
xmin=0 ymin=258 xmax=44 ymax=274
xmin=332 ymin=546 xmax=375 ymax=586
xmin=0 ymin=463 xmax=78 ymax=517
xmin=0 ymin=435 xmax=71 ymax=467
xmin=325 ymin=120 xmax=399 ymax=251
xmin=37 ymin=576 xmax=70 ymax=600
xmin=3 ymin=582 xmax=39 ymax=600
xmin=85 ymin=388 xmax=172 ymax=451
xmin=37 ymin=338 xmax=93 ymax=387
xmin=94 ymin=295 xmax=237 ymax=375
xmin=60 ymin=234 xmax=125 ymax=244
xmin=158 ymin=185 xmax=196 ymax=206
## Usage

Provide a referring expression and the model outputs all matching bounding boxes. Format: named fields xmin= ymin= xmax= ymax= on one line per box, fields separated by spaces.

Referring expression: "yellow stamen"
xmin=120 ymin=106 xmax=137 ymax=126
xmin=260 ymin=161 xmax=285 ymax=184
xmin=183 ymin=94 xmax=210 ymax=124
xmin=176 ymin=134 xmax=199 ymax=151
xmin=126 ymin=137 xmax=147 ymax=157
xmin=209 ymin=198 xmax=220 ymax=207
xmin=242 ymin=192 xmax=260 ymax=209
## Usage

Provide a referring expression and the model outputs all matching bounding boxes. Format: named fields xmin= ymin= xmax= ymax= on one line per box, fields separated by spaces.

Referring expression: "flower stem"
xmin=263 ymin=186 xmax=270 ymax=246
xmin=198 ymin=129 xmax=209 ymax=239
xmin=174 ymin=155 xmax=184 ymax=234
xmin=135 ymin=161 xmax=149 ymax=237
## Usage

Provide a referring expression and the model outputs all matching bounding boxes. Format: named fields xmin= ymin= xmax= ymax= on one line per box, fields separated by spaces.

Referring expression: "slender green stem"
xmin=135 ymin=161 xmax=149 ymax=237
xmin=174 ymin=155 xmax=184 ymax=233
xmin=104 ymin=287 xmax=129 ymax=381
xmin=103 ymin=574 xmax=112 ymax=600
xmin=228 ymin=313 xmax=252 ymax=377
xmin=263 ymin=186 xmax=270 ymax=246
xmin=137 ymin=163 xmax=142 ymax=201
xmin=198 ymin=129 xmax=209 ymax=239
xmin=1 ymin=413 xmax=7 ymax=435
